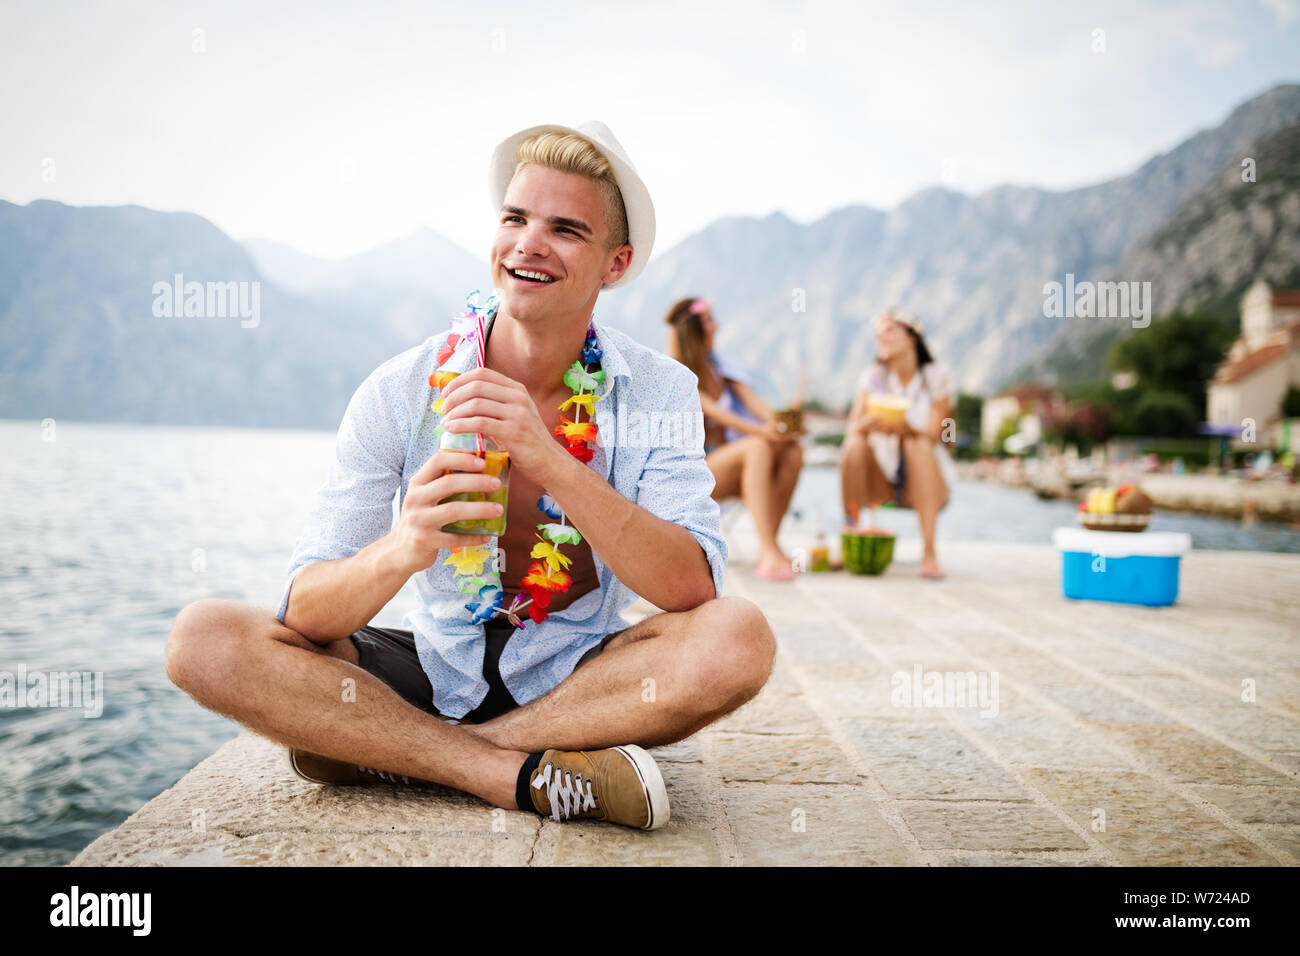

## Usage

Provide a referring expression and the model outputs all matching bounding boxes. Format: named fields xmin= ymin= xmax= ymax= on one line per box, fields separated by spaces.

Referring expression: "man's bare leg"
xmin=164 ymin=599 xmax=528 ymax=808
xmin=166 ymin=596 xmax=773 ymax=808
xmin=464 ymin=596 xmax=776 ymax=754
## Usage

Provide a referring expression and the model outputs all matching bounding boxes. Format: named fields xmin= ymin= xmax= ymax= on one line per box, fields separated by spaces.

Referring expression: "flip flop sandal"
xmin=752 ymin=565 xmax=795 ymax=582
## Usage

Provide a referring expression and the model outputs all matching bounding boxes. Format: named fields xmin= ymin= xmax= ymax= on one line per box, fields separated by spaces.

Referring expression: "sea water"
xmin=1 ymin=419 xmax=1296 ymax=865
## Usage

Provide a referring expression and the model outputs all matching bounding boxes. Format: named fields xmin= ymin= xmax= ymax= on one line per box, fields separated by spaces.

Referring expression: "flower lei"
xmin=427 ymin=290 xmax=605 ymax=630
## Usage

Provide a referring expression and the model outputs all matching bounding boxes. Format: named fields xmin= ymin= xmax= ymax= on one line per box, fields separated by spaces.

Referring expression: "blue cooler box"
xmin=1051 ymin=528 xmax=1192 ymax=607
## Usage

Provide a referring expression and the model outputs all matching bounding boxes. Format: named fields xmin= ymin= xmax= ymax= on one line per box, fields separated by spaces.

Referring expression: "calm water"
xmin=2 ymin=420 xmax=1297 ymax=866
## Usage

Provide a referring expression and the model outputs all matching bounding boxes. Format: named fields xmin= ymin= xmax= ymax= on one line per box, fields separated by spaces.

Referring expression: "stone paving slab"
xmin=896 ymin=801 xmax=1090 ymax=852
xmin=720 ymin=783 xmax=911 ymax=866
xmin=841 ymin=720 xmax=1031 ymax=800
xmin=73 ymin=539 xmax=1300 ymax=866
xmin=1180 ymin=785 xmax=1300 ymax=824
xmin=710 ymin=733 xmax=860 ymax=785
xmin=1257 ymin=827 xmax=1300 ymax=857
xmin=1020 ymin=769 xmax=1283 ymax=866
xmin=1110 ymin=725 xmax=1296 ymax=786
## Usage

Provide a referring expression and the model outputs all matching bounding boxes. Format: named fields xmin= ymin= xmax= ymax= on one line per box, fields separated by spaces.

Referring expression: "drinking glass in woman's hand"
xmin=761 ymin=420 xmax=799 ymax=443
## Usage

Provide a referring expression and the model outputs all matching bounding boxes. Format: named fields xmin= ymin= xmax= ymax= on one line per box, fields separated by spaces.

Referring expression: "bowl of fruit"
xmin=867 ymin=394 xmax=909 ymax=427
xmin=1077 ymin=484 xmax=1152 ymax=532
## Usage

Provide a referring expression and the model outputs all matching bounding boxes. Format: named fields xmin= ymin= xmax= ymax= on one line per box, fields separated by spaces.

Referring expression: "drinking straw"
xmin=475 ymin=309 xmax=486 ymax=456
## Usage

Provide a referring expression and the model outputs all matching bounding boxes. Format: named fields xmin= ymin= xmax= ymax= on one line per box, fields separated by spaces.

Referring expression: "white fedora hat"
xmin=488 ymin=120 xmax=655 ymax=289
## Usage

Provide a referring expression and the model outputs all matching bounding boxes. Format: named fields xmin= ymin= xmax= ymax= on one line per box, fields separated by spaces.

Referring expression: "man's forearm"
xmin=282 ymin=532 xmax=414 ymax=644
xmin=537 ymin=449 xmax=715 ymax=610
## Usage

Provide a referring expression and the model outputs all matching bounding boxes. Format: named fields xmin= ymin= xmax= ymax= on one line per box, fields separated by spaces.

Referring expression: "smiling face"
xmin=699 ymin=308 xmax=717 ymax=347
xmin=875 ymin=316 xmax=913 ymax=363
xmin=490 ymin=163 xmax=632 ymax=325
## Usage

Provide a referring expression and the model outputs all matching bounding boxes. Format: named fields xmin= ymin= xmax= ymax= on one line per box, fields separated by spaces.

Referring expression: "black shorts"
xmin=350 ymin=618 xmax=620 ymax=723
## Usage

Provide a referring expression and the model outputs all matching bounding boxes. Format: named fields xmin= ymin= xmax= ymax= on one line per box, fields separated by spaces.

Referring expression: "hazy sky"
xmin=3 ymin=0 xmax=1298 ymax=264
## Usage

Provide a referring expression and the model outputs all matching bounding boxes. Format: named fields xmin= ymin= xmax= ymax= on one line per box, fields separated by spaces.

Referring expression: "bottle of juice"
xmin=437 ymin=430 xmax=509 ymax=536
xmin=810 ymin=532 xmax=830 ymax=572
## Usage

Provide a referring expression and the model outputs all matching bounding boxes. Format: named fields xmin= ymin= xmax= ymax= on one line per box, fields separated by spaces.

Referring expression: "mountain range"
xmin=2 ymin=83 xmax=1298 ymax=429
xmin=1015 ymin=117 xmax=1300 ymax=388
xmin=605 ymin=83 xmax=1300 ymax=401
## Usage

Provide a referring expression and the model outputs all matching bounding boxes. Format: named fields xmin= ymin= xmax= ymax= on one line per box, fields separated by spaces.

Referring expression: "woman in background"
xmin=841 ymin=309 xmax=956 ymax=579
xmin=666 ymin=296 xmax=803 ymax=581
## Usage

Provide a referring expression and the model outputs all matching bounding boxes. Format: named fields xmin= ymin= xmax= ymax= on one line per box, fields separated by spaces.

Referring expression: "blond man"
xmin=165 ymin=122 xmax=775 ymax=830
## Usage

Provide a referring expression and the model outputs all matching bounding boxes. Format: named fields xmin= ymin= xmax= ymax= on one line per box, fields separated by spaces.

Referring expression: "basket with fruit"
xmin=1077 ymin=484 xmax=1152 ymax=532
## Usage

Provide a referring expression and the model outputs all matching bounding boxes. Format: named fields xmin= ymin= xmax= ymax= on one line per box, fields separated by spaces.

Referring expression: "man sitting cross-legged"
xmin=164 ymin=121 xmax=776 ymax=831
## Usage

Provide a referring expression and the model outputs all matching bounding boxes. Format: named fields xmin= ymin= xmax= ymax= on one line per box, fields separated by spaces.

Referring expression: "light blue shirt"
xmin=276 ymin=312 xmax=728 ymax=718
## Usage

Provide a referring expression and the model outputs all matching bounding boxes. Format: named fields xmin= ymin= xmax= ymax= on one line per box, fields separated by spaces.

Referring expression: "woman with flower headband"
xmin=665 ymin=296 xmax=804 ymax=582
xmin=841 ymin=308 xmax=956 ymax=580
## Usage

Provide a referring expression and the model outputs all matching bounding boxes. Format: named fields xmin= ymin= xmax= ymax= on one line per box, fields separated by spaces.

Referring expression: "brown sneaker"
xmin=286 ymin=747 xmax=417 ymax=785
xmin=528 ymin=745 xmax=669 ymax=830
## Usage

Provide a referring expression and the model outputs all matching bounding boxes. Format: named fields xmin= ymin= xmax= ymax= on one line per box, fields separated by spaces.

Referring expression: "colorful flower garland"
xmin=427 ymin=291 xmax=605 ymax=629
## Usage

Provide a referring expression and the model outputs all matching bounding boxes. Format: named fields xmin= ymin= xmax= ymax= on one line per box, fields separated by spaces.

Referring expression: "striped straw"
xmin=475 ymin=308 xmax=486 ymax=455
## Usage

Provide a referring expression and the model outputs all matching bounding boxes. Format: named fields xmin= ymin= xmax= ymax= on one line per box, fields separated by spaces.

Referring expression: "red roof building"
xmin=1206 ymin=282 xmax=1300 ymax=446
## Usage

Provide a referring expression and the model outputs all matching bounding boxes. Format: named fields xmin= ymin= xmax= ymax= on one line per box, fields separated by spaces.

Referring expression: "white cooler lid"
xmin=1052 ymin=527 xmax=1192 ymax=558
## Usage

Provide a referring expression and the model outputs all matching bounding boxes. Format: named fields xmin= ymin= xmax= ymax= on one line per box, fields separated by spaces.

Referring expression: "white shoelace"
xmin=358 ymin=765 xmax=411 ymax=785
xmin=531 ymin=762 xmax=597 ymax=822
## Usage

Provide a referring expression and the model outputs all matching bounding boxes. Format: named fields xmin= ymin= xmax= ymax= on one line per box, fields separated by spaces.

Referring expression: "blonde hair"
xmin=514 ymin=131 xmax=630 ymax=250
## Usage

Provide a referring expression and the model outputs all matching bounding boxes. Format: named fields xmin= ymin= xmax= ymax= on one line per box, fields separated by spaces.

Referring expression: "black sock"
xmin=515 ymin=752 xmax=545 ymax=813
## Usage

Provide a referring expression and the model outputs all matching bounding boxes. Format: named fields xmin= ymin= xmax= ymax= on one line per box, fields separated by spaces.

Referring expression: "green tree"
xmin=1107 ymin=311 xmax=1234 ymax=419
xmin=1132 ymin=389 xmax=1199 ymax=437
xmin=1284 ymin=386 xmax=1300 ymax=419
xmin=954 ymin=392 xmax=982 ymax=440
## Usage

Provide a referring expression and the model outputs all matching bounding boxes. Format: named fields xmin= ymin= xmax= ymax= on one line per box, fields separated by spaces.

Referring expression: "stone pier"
xmin=73 ymin=536 xmax=1300 ymax=866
